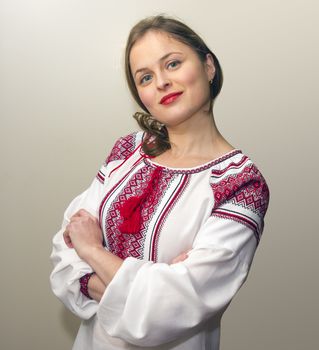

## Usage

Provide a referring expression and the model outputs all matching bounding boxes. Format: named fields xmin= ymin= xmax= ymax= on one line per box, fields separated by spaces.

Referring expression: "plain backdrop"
xmin=1 ymin=0 xmax=318 ymax=349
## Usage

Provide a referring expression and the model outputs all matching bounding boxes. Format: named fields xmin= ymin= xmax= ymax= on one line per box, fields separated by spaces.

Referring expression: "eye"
xmin=167 ymin=60 xmax=181 ymax=69
xmin=140 ymin=74 xmax=152 ymax=85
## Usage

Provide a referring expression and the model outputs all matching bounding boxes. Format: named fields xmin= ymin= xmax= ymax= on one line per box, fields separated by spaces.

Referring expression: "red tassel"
xmin=118 ymin=167 xmax=162 ymax=234
xmin=120 ymin=195 xmax=141 ymax=219
xmin=118 ymin=196 xmax=142 ymax=234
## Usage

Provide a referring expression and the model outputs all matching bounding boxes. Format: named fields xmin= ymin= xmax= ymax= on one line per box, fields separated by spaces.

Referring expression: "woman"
xmin=50 ymin=15 xmax=270 ymax=350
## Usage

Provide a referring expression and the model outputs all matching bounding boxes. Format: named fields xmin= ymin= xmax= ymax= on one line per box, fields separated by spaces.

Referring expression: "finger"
xmin=69 ymin=216 xmax=82 ymax=224
xmin=72 ymin=209 xmax=89 ymax=218
xmin=63 ymin=230 xmax=74 ymax=248
xmin=71 ymin=209 xmax=98 ymax=223
xmin=80 ymin=210 xmax=98 ymax=221
xmin=171 ymin=257 xmax=179 ymax=264
xmin=72 ymin=210 xmax=98 ymax=224
xmin=171 ymin=252 xmax=188 ymax=264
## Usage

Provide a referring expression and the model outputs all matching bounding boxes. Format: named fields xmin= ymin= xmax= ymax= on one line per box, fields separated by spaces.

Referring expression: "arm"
xmin=92 ymin=163 xmax=269 ymax=347
xmin=49 ymin=172 xmax=107 ymax=319
xmin=62 ymin=210 xmax=253 ymax=347
xmin=63 ymin=209 xmax=124 ymax=287
xmin=64 ymin=209 xmax=191 ymax=301
xmin=96 ymin=220 xmax=257 ymax=347
xmin=50 ymin=132 xmax=144 ymax=316
xmin=87 ymin=274 xmax=106 ymax=302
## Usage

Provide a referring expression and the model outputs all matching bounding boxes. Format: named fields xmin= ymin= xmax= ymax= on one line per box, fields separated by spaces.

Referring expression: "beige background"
xmin=1 ymin=0 xmax=318 ymax=349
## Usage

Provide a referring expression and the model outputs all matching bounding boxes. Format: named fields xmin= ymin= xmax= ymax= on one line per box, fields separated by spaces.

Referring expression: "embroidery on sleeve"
xmin=210 ymin=157 xmax=270 ymax=243
xmin=96 ymin=132 xmax=141 ymax=184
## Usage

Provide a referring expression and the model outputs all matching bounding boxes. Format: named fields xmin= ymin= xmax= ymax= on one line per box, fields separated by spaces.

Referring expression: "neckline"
xmin=142 ymin=148 xmax=242 ymax=174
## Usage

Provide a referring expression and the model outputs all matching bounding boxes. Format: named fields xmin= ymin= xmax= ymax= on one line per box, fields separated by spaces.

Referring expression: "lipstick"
xmin=160 ymin=92 xmax=183 ymax=105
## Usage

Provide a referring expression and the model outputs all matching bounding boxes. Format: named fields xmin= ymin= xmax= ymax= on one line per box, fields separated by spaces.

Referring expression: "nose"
xmin=156 ymin=72 xmax=171 ymax=90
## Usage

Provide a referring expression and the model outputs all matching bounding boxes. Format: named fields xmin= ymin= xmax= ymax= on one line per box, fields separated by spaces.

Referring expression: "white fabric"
xmin=50 ymin=131 xmax=269 ymax=350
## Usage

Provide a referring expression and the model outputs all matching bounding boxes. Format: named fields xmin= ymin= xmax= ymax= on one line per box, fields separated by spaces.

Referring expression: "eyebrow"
xmin=133 ymin=51 xmax=183 ymax=78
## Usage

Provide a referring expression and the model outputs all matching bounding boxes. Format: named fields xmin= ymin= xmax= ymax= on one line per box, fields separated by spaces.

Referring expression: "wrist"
xmin=79 ymin=244 xmax=104 ymax=262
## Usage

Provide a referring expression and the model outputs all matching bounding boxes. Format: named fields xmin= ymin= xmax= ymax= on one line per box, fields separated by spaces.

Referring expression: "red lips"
xmin=160 ymin=92 xmax=183 ymax=105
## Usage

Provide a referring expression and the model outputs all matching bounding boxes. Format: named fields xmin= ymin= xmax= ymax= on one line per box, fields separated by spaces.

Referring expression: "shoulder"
xmin=96 ymin=132 xmax=144 ymax=184
xmin=209 ymin=151 xmax=270 ymax=237
xmin=105 ymin=131 xmax=144 ymax=164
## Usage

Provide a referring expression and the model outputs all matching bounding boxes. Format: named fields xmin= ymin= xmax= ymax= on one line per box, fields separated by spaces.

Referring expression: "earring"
xmin=209 ymin=78 xmax=213 ymax=85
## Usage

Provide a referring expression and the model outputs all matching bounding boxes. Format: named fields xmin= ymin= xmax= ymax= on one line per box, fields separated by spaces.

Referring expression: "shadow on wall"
xmin=60 ymin=306 xmax=81 ymax=340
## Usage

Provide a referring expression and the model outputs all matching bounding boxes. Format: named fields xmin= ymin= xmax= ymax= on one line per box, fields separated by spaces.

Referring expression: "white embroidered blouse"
xmin=50 ymin=131 xmax=270 ymax=350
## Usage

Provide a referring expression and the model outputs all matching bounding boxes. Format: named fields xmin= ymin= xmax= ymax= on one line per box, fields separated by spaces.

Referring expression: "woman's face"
xmin=129 ymin=30 xmax=215 ymax=128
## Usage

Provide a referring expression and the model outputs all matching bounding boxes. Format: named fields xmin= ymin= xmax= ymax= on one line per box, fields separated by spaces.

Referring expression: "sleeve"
xmin=49 ymin=181 xmax=102 ymax=319
xmin=95 ymin=161 xmax=270 ymax=346
xmin=49 ymin=132 xmax=143 ymax=319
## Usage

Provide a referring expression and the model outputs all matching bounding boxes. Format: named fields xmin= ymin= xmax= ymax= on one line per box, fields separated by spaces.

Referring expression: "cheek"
xmin=178 ymin=60 xmax=207 ymax=86
xmin=138 ymin=89 xmax=154 ymax=109
xmin=182 ymin=66 xmax=210 ymax=99
xmin=181 ymin=68 xmax=199 ymax=86
xmin=181 ymin=76 xmax=210 ymax=106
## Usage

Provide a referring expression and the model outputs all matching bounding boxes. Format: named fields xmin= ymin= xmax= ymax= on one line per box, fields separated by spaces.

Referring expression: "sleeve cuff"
xmin=79 ymin=272 xmax=95 ymax=299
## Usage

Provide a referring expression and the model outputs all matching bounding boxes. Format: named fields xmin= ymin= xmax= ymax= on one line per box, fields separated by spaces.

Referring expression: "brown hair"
xmin=125 ymin=15 xmax=223 ymax=157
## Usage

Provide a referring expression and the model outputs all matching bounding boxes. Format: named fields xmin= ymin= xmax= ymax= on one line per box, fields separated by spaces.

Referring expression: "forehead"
xmin=129 ymin=31 xmax=195 ymax=72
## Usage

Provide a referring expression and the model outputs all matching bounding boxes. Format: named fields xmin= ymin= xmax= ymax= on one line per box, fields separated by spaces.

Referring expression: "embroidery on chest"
xmin=100 ymin=166 xmax=176 ymax=260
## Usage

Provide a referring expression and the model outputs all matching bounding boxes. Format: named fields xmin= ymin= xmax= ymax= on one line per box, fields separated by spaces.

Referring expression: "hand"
xmin=63 ymin=209 xmax=103 ymax=260
xmin=170 ymin=251 xmax=190 ymax=264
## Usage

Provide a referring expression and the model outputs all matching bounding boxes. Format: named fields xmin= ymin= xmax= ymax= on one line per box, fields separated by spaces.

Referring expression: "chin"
xmin=162 ymin=108 xmax=208 ymax=128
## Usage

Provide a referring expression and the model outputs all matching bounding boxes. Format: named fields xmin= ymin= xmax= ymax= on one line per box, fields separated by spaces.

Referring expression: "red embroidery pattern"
xmin=211 ymin=162 xmax=270 ymax=242
xmin=212 ymin=163 xmax=269 ymax=216
xmin=118 ymin=167 xmax=163 ymax=234
xmin=79 ymin=272 xmax=95 ymax=299
xmin=106 ymin=133 xmax=137 ymax=164
xmin=143 ymin=149 xmax=242 ymax=175
xmin=102 ymin=167 xmax=173 ymax=260
xmin=210 ymin=155 xmax=249 ymax=178
xmin=96 ymin=132 xmax=139 ymax=184
xmin=96 ymin=170 xmax=105 ymax=184
xmin=212 ymin=209 xmax=262 ymax=243
xmin=150 ymin=174 xmax=190 ymax=262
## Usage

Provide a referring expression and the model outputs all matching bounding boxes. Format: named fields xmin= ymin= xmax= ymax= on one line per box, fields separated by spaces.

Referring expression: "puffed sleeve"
xmin=50 ymin=132 xmax=143 ymax=319
xmin=95 ymin=161 xmax=270 ymax=346
xmin=49 ymin=178 xmax=104 ymax=319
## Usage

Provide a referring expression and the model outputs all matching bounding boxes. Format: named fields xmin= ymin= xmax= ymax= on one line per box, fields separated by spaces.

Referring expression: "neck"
xmin=165 ymin=113 xmax=228 ymax=158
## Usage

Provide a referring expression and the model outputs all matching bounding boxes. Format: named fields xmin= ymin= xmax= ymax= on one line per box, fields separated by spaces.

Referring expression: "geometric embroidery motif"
xmin=96 ymin=133 xmax=138 ymax=184
xmin=211 ymin=163 xmax=269 ymax=218
xmin=211 ymin=161 xmax=270 ymax=243
xmin=102 ymin=166 xmax=173 ymax=260
xmin=105 ymin=132 xmax=137 ymax=164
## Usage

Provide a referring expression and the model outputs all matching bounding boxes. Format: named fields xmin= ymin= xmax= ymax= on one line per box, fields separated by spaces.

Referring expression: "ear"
xmin=205 ymin=53 xmax=216 ymax=81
